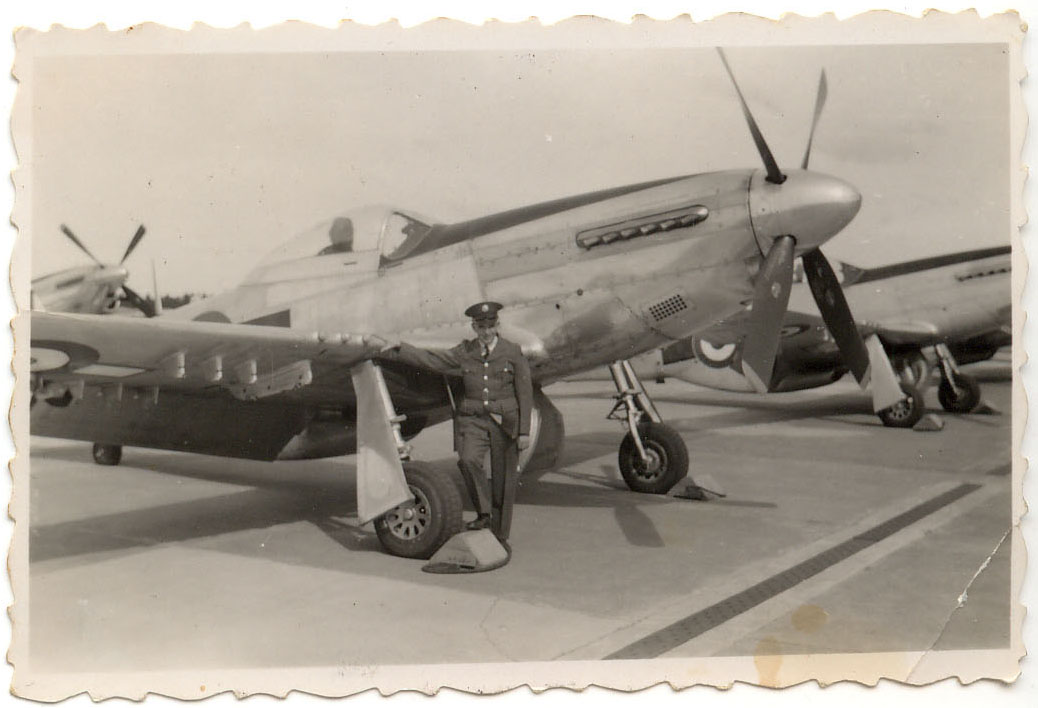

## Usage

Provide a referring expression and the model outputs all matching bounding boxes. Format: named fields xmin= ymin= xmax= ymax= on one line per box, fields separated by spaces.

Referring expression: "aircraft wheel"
xmin=938 ymin=373 xmax=981 ymax=413
xmin=877 ymin=383 xmax=924 ymax=429
xmin=618 ymin=422 xmax=688 ymax=494
xmin=92 ymin=443 xmax=122 ymax=466
xmin=374 ymin=461 xmax=463 ymax=559
xmin=45 ymin=390 xmax=74 ymax=408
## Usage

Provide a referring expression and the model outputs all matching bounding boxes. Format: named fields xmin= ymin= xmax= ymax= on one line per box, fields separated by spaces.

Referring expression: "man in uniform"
xmin=382 ymin=301 xmax=533 ymax=550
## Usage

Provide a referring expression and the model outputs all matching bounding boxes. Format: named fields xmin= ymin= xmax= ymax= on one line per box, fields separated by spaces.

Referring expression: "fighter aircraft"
xmin=27 ymin=50 xmax=907 ymax=560
xmin=31 ymin=223 xmax=156 ymax=316
xmin=611 ymin=244 xmax=1011 ymax=427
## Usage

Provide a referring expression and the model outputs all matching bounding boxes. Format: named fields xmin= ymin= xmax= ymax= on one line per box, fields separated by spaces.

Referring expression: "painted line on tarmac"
xmin=553 ymin=479 xmax=970 ymax=661
xmin=603 ymin=482 xmax=981 ymax=660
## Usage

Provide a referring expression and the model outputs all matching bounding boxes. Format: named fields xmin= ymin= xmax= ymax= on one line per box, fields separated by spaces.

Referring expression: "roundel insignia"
xmin=29 ymin=340 xmax=100 ymax=373
xmin=30 ymin=348 xmax=70 ymax=372
xmin=692 ymin=338 xmax=738 ymax=369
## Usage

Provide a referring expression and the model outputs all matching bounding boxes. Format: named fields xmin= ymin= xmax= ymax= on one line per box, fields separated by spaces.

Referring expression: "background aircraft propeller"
xmin=60 ymin=224 xmax=104 ymax=267
xmin=717 ymin=49 xmax=902 ymax=411
xmin=58 ymin=222 xmax=157 ymax=317
xmin=120 ymin=224 xmax=147 ymax=265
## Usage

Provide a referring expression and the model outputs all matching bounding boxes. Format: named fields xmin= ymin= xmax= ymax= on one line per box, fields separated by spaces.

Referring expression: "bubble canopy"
xmin=251 ymin=205 xmax=435 ymax=271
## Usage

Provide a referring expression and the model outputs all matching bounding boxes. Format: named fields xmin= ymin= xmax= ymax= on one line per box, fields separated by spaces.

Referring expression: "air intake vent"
xmin=648 ymin=295 xmax=689 ymax=321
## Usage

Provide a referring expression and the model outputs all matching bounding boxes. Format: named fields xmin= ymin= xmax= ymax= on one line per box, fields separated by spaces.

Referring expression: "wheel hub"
xmin=887 ymin=398 xmax=913 ymax=421
xmin=385 ymin=486 xmax=431 ymax=540
xmin=634 ymin=444 xmax=665 ymax=480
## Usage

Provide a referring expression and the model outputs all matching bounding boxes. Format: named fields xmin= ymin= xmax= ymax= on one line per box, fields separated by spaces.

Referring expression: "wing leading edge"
xmin=28 ymin=311 xmax=382 ymax=402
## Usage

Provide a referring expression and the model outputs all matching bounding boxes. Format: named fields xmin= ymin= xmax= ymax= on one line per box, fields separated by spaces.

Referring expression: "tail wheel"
xmin=938 ymin=373 xmax=981 ymax=413
xmin=618 ymin=422 xmax=689 ymax=494
xmin=374 ymin=461 xmax=463 ymax=559
xmin=878 ymin=383 xmax=924 ymax=429
xmin=92 ymin=443 xmax=122 ymax=466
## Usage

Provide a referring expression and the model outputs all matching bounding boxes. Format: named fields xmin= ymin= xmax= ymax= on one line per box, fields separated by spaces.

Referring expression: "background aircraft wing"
xmin=867 ymin=320 xmax=942 ymax=345
xmin=28 ymin=311 xmax=385 ymax=403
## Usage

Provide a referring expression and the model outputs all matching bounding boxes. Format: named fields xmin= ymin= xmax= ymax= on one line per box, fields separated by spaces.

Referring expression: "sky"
xmin=24 ymin=42 xmax=1009 ymax=296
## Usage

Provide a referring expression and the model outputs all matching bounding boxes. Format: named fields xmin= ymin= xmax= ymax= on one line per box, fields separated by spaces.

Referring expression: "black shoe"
xmin=466 ymin=515 xmax=491 ymax=531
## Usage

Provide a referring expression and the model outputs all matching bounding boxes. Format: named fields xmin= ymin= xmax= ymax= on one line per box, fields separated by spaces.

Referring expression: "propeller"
xmin=60 ymin=224 xmax=103 ymax=266
xmin=718 ymin=49 xmax=904 ymax=411
xmin=801 ymin=70 xmax=828 ymax=170
xmin=740 ymin=235 xmax=795 ymax=393
xmin=716 ymin=48 xmax=786 ymax=185
xmin=120 ymin=225 xmax=147 ymax=265
xmin=57 ymin=223 xmax=157 ymax=317
xmin=121 ymin=283 xmax=157 ymax=318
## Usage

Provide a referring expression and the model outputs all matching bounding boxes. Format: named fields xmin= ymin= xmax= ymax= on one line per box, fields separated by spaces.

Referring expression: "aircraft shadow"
xmin=30 ymin=439 xmax=678 ymax=562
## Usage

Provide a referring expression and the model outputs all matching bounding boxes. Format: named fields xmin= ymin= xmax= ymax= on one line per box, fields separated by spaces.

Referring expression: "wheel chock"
xmin=972 ymin=400 xmax=1002 ymax=415
xmin=669 ymin=475 xmax=727 ymax=501
xmin=422 ymin=529 xmax=510 ymax=574
xmin=913 ymin=413 xmax=945 ymax=432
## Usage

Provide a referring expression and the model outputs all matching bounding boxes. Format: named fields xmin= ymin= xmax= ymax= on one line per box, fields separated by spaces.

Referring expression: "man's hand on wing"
xmin=518 ymin=434 xmax=531 ymax=451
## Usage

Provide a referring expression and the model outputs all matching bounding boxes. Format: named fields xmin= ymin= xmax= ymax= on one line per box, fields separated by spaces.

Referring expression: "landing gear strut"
xmin=608 ymin=360 xmax=689 ymax=494
xmin=933 ymin=343 xmax=981 ymax=413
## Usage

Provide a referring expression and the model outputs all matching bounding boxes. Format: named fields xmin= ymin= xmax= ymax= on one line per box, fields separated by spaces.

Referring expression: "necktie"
xmin=482 ymin=344 xmax=489 ymax=359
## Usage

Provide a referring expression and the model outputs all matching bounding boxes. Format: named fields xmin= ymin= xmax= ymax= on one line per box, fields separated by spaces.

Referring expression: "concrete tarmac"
xmin=27 ymin=359 xmax=1013 ymax=672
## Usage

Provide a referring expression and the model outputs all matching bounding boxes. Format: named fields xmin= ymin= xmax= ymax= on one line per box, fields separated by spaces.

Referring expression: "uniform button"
xmin=484 ymin=362 xmax=489 ymax=368
xmin=483 ymin=375 xmax=488 ymax=380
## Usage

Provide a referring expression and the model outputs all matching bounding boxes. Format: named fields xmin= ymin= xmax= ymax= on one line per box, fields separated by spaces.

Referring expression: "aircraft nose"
xmin=748 ymin=169 xmax=861 ymax=254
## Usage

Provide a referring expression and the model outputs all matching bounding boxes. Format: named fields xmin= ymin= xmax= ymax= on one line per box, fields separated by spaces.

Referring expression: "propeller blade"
xmin=801 ymin=248 xmax=870 ymax=384
xmin=716 ymin=47 xmax=786 ymax=185
xmin=801 ymin=70 xmax=829 ymax=169
xmin=59 ymin=224 xmax=103 ymax=266
xmin=741 ymin=235 xmax=796 ymax=393
xmin=121 ymin=284 xmax=157 ymax=318
xmin=120 ymin=224 xmax=147 ymax=265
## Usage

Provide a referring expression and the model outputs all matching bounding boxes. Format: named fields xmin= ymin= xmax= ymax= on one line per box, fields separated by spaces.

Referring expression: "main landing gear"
xmin=934 ymin=343 xmax=982 ymax=413
xmin=355 ymin=361 xmax=463 ymax=560
xmin=894 ymin=344 xmax=983 ymax=418
xmin=608 ymin=360 xmax=689 ymax=494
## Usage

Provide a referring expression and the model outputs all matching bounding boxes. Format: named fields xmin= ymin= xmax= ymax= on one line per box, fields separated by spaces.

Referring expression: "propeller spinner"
xmin=716 ymin=49 xmax=902 ymax=412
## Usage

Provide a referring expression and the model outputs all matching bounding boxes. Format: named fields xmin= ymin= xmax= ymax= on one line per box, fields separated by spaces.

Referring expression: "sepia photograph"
xmin=4 ymin=6 xmax=1030 ymax=703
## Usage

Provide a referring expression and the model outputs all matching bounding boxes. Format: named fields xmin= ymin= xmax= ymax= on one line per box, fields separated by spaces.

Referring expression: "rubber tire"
xmin=92 ymin=443 xmax=122 ymax=466
xmin=374 ymin=461 xmax=463 ymax=559
xmin=877 ymin=383 xmax=925 ymax=429
xmin=618 ymin=422 xmax=689 ymax=494
xmin=937 ymin=373 xmax=981 ymax=413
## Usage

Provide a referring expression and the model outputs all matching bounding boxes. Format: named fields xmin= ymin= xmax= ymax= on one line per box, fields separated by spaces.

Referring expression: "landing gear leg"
xmin=350 ymin=361 xmax=462 ymax=559
xmin=934 ymin=343 xmax=982 ymax=413
xmin=608 ymin=360 xmax=689 ymax=494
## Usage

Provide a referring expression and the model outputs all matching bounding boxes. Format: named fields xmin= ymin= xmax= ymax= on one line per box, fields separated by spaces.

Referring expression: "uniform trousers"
xmin=455 ymin=412 xmax=519 ymax=542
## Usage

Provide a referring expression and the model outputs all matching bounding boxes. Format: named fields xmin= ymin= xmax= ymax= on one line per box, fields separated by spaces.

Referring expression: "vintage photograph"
xmin=8 ymin=12 xmax=1026 ymax=700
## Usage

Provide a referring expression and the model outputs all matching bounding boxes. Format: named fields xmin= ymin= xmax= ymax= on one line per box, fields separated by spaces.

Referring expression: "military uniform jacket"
xmin=395 ymin=338 xmax=533 ymax=439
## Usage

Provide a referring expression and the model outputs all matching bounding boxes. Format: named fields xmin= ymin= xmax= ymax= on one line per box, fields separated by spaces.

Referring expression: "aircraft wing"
xmin=29 ymin=311 xmax=384 ymax=402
